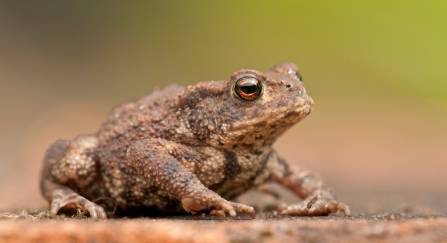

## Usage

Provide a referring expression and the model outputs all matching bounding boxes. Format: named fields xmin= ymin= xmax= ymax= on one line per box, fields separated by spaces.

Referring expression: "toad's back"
xmin=96 ymin=84 xmax=186 ymax=160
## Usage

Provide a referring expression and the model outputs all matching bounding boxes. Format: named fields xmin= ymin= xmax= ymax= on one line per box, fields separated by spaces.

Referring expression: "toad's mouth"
xmin=229 ymin=98 xmax=314 ymax=133
xmin=267 ymin=102 xmax=313 ymax=124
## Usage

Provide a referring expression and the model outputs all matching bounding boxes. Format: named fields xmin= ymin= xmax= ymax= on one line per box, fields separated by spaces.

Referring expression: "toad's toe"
xmin=50 ymin=192 xmax=107 ymax=219
xmin=279 ymin=198 xmax=350 ymax=216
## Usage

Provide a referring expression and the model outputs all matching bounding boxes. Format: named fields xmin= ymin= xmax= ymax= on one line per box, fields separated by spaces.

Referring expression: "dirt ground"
xmin=1 ymin=209 xmax=447 ymax=243
xmin=2 ymin=186 xmax=447 ymax=243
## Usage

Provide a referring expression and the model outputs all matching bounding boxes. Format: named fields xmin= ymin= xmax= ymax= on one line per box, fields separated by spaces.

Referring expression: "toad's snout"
xmin=293 ymin=84 xmax=313 ymax=107
xmin=295 ymin=95 xmax=313 ymax=110
xmin=306 ymin=96 xmax=314 ymax=107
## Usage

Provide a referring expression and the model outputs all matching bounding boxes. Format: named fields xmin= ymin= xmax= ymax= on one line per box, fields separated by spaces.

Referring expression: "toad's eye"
xmin=234 ymin=77 xmax=262 ymax=101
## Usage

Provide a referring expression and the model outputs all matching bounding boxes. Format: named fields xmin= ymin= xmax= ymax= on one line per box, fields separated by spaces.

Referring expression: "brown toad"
xmin=40 ymin=63 xmax=350 ymax=219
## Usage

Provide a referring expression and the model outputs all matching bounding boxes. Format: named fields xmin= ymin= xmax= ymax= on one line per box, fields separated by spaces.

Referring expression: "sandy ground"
xmin=1 ymin=210 xmax=447 ymax=243
xmin=1 ymin=187 xmax=447 ymax=243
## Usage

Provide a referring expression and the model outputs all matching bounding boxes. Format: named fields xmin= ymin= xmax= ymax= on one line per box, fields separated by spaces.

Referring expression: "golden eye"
xmin=234 ymin=77 xmax=262 ymax=101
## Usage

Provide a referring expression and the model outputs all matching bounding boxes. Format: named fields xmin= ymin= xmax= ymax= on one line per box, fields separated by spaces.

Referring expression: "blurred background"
xmin=1 ymin=1 xmax=446 ymax=214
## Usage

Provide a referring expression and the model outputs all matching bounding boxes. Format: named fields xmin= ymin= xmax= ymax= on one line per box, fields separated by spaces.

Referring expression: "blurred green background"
xmin=1 ymin=1 xmax=446 ymax=213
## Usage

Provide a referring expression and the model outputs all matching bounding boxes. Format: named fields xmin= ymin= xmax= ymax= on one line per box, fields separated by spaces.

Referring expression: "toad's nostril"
xmin=285 ymin=84 xmax=292 ymax=89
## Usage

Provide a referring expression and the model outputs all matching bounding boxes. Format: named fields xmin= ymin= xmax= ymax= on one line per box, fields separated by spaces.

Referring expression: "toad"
xmin=40 ymin=63 xmax=350 ymax=219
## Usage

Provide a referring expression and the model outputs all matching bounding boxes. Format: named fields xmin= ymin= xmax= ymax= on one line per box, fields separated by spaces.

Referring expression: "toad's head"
xmin=175 ymin=63 xmax=313 ymax=148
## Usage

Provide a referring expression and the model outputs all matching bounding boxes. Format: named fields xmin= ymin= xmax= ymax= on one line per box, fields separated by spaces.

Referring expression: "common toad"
xmin=40 ymin=63 xmax=350 ymax=219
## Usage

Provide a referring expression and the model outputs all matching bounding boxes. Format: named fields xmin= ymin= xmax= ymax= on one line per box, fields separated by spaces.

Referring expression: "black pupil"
xmin=239 ymin=79 xmax=259 ymax=94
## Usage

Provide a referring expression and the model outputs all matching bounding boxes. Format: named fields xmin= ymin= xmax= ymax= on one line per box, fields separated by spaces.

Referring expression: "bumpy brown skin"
xmin=40 ymin=63 xmax=350 ymax=219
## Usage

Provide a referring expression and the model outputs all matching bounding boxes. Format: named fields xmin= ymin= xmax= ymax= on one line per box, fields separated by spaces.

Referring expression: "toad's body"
xmin=41 ymin=63 xmax=349 ymax=218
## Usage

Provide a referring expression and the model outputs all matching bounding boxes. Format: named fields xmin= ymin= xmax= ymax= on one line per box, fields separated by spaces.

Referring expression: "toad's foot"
xmin=50 ymin=189 xmax=107 ymax=219
xmin=182 ymin=197 xmax=256 ymax=219
xmin=278 ymin=191 xmax=350 ymax=216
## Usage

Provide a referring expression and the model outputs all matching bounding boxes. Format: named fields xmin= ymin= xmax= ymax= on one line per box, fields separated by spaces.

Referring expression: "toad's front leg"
xmin=267 ymin=153 xmax=350 ymax=216
xmin=126 ymin=138 xmax=255 ymax=218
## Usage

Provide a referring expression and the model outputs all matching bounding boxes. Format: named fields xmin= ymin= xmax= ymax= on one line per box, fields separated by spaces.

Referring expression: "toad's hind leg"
xmin=257 ymin=151 xmax=350 ymax=216
xmin=40 ymin=135 xmax=106 ymax=219
xmin=271 ymin=156 xmax=350 ymax=216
